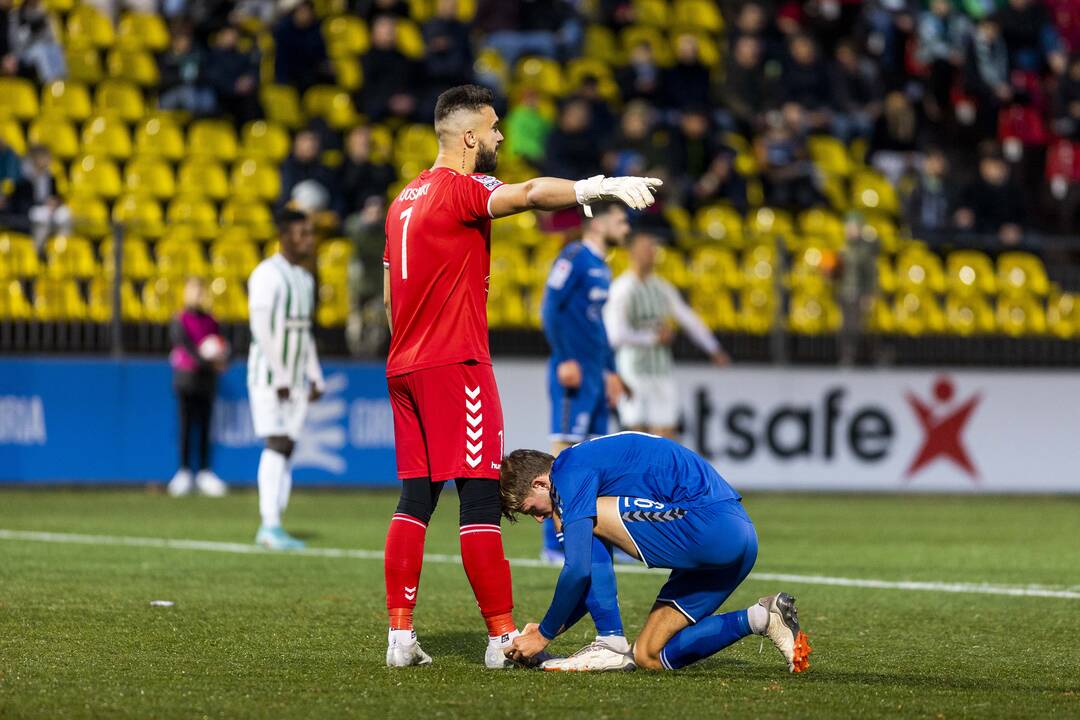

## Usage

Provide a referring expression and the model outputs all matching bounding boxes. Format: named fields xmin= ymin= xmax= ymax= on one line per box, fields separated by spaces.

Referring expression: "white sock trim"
xmin=257 ymin=448 xmax=287 ymax=528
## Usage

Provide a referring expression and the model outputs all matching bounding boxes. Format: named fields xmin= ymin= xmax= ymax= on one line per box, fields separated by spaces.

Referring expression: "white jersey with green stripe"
xmin=246 ymin=254 xmax=316 ymax=389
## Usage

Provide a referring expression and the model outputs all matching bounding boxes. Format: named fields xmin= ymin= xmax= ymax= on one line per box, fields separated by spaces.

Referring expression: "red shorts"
xmin=387 ymin=362 xmax=505 ymax=481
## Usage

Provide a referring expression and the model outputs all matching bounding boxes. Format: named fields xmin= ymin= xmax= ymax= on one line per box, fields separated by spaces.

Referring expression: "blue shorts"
xmin=619 ymin=497 xmax=758 ymax=623
xmin=548 ymin=362 xmax=608 ymax=442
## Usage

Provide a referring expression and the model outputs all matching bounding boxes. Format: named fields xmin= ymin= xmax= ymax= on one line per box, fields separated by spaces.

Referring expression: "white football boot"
xmin=167 ymin=469 xmax=193 ymax=497
xmin=541 ymin=636 xmax=635 ymax=672
xmin=385 ymin=629 xmax=432 ymax=667
xmin=195 ymin=470 xmax=228 ymax=497
xmin=757 ymin=592 xmax=811 ymax=673
xmin=485 ymin=630 xmax=555 ymax=669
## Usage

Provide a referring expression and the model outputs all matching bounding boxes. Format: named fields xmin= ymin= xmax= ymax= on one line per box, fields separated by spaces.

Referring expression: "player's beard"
xmin=474 ymin=141 xmax=498 ymax=174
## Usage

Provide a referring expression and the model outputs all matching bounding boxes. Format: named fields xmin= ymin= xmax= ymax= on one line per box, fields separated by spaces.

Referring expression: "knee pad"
xmin=394 ymin=478 xmax=444 ymax=524
xmin=456 ymin=478 xmax=502 ymax=526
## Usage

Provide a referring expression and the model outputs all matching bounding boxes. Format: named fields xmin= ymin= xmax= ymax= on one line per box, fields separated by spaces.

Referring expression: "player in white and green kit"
xmin=603 ymin=232 xmax=729 ymax=439
xmin=247 ymin=209 xmax=325 ymax=550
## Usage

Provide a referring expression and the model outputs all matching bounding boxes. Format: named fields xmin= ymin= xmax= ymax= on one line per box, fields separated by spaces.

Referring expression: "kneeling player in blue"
xmin=498 ymin=432 xmax=812 ymax=673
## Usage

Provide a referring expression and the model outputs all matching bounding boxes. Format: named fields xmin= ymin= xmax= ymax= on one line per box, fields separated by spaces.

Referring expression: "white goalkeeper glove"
xmin=573 ymin=175 xmax=664 ymax=217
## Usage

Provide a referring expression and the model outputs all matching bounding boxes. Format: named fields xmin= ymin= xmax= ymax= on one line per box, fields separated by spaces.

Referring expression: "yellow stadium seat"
xmin=66 ymin=5 xmax=115 ymax=48
xmin=584 ymin=24 xmax=619 ymax=62
xmin=997 ymin=252 xmax=1049 ymax=297
xmin=397 ymin=124 xmax=440 ymax=162
xmin=41 ymin=81 xmax=92 ymax=121
xmin=333 ymin=57 xmax=363 ymax=91
xmin=65 ymin=47 xmax=104 ymax=84
xmin=141 ymin=276 xmax=183 ymax=322
xmin=946 ymin=250 xmax=996 ymax=297
xmin=738 ymin=286 xmax=776 ymax=334
xmin=316 ymin=237 xmax=353 ymax=277
xmin=997 ymin=294 xmax=1046 ymax=336
xmin=655 ymin=247 xmax=689 ymax=288
xmin=789 ymin=246 xmax=832 ymax=291
xmin=0 ymin=119 xmax=25 ymax=155
xmin=896 ymin=248 xmax=946 ymax=294
xmin=229 ymin=159 xmax=281 ymax=203
xmin=894 ymin=291 xmax=945 ymax=336
xmin=208 ymin=277 xmax=249 ymax=322
xmin=301 ymin=85 xmax=359 ymax=129
xmin=694 ymin=205 xmax=744 ymax=247
xmin=44 ymin=0 xmax=75 ymax=12
xmin=135 ymin=117 xmax=186 ymax=161
xmin=515 ymin=56 xmax=564 ymax=96
xmin=690 ymin=246 xmax=742 ymax=291
xmin=673 ymin=0 xmax=724 ymax=32
xmin=0 ymin=280 xmax=33 ymax=319
xmin=722 ymin=133 xmax=758 ymax=177
xmin=877 ymin=256 xmax=897 ymax=295
xmin=33 ymin=277 xmax=88 ymax=320
xmin=68 ymin=196 xmax=110 ymax=237
xmin=240 ymin=121 xmax=291 ymax=162
xmin=187 ymin=120 xmax=239 ymax=162
xmin=0 ymin=77 xmax=39 ymax=120
xmin=473 ymin=46 xmax=509 ymax=90
xmin=263 ymin=240 xmax=280 ymax=259
xmin=116 ymin=12 xmax=170 ymax=52
xmin=94 ymin=80 xmax=145 ymax=123
xmin=797 ymin=208 xmax=844 ymax=248
xmin=157 ymin=237 xmax=208 ymax=278
xmin=45 ymin=235 xmax=98 ymax=278
xmin=688 ymin=288 xmax=737 ymax=331
xmin=396 ymin=19 xmax=425 ymax=59
xmin=860 ymin=212 xmax=900 ymax=254
xmin=107 ymin=49 xmax=160 ymax=87
xmin=221 ymin=200 xmax=275 ymax=240
xmin=324 ymin=15 xmax=369 ymax=57
xmin=490 ymin=242 xmax=530 ymax=287
xmin=808 ymin=135 xmax=853 ymax=178
xmin=112 ymin=194 xmax=165 ymax=237
xmin=866 ymin=295 xmax=895 ymax=333
xmin=210 ymin=239 xmax=261 ymax=279
xmin=88 ymin=277 xmax=143 ymax=322
xmin=851 ymin=170 xmax=898 ymax=216
xmin=747 ymin=207 xmax=795 ymax=245
xmin=260 ymin=85 xmax=305 ymax=130
xmin=0 ymin=233 xmax=40 ymax=277
xmin=742 ymin=244 xmax=779 ymax=288
xmin=633 ymin=0 xmax=669 ymax=28
xmin=70 ymin=156 xmax=122 ymax=199
xmin=1047 ymin=292 xmax=1079 ymax=339
xmin=789 ymin=291 xmax=841 ymax=335
xmin=945 ymin=293 xmax=995 ymax=336
xmin=101 ymin=237 xmax=155 ymax=279
xmin=315 ymin=279 xmax=348 ymax=327
xmin=81 ymin=115 xmax=132 ymax=159
xmin=177 ymin=159 xmax=229 ymax=201
xmin=620 ymin=25 xmax=672 ymax=66
xmin=124 ymin=157 xmax=176 ymax=199
xmin=311 ymin=0 xmax=346 ymax=18
xmin=166 ymin=196 xmax=219 ymax=239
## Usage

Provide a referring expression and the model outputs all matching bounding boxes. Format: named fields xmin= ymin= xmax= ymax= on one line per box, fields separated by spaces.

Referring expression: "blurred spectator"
xmin=273 ymin=0 xmax=329 ymax=92
xmin=476 ymin=0 xmax=555 ymax=65
xmin=616 ymin=41 xmax=661 ymax=106
xmin=544 ymin=99 xmax=601 ymax=179
xmin=904 ymin=147 xmax=954 ymax=239
xmin=504 ymin=87 xmax=553 ymax=165
xmin=573 ymin=75 xmax=616 ymax=139
xmin=1052 ymin=54 xmax=1080 ymax=140
xmin=339 ymin=126 xmax=395 ymax=217
xmin=17 ymin=146 xmax=70 ymax=249
xmin=781 ymin=34 xmax=833 ymax=131
xmin=869 ymin=91 xmax=921 ymax=182
xmin=422 ymin=0 xmax=473 ymax=96
xmin=604 ymin=100 xmax=668 ymax=179
xmin=964 ymin=16 xmax=1012 ymax=140
xmin=0 ymin=137 xmax=24 ymax=231
xmin=167 ymin=277 xmax=227 ymax=498
xmin=691 ymin=146 xmax=747 ymax=214
xmin=8 ymin=0 xmax=66 ymax=84
xmin=360 ymin=14 xmax=418 ymax=121
xmin=955 ymin=151 xmax=1026 ymax=245
xmin=755 ymin=107 xmax=822 ymax=210
xmin=998 ymin=0 xmax=1066 ymax=74
xmin=719 ymin=35 xmax=769 ymax=134
xmin=158 ymin=22 xmax=215 ymax=115
xmin=831 ymin=39 xmax=884 ymax=140
xmin=916 ymin=0 xmax=971 ymax=122
xmin=1046 ymin=0 xmax=1080 ymax=54
xmin=662 ymin=33 xmax=713 ymax=112
xmin=670 ymin=108 xmax=722 ymax=199
xmin=0 ymin=0 xmax=15 ymax=76
xmin=279 ymin=128 xmax=338 ymax=212
xmin=352 ymin=0 xmax=409 ymax=20
xmin=205 ymin=24 xmax=261 ymax=125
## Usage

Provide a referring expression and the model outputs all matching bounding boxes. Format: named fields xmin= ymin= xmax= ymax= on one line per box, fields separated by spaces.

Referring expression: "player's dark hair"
xmin=434 ymin=84 xmax=495 ymax=125
xmin=277 ymin=208 xmax=307 ymax=232
xmin=583 ymin=201 xmax=622 ymax=224
xmin=498 ymin=449 xmax=555 ymax=522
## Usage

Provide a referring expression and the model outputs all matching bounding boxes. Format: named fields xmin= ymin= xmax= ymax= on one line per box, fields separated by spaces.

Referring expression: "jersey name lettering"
xmin=398 ymin=183 xmax=431 ymax=202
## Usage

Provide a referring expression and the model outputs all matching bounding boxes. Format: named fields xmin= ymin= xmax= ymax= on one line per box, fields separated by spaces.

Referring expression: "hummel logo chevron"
xmin=466 ymin=413 xmax=482 ymax=427
xmin=465 ymin=385 xmax=480 ymax=400
xmin=465 ymin=454 xmax=481 ymax=468
xmin=621 ymin=508 xmax=688 ymax=523
xmin=404 ymin=585 xmax=417 ymax=600
xmin=466 ymin=427 xmax=482 ymax=441
xmin=466 ymin=440 xmax=482 ymax=455
xmin=466 ymin=399 xmax=482 ymax=413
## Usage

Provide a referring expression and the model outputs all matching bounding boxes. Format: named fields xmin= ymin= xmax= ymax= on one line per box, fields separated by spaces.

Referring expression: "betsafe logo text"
xmin=690 ymin=376 xmax=980 ymax=481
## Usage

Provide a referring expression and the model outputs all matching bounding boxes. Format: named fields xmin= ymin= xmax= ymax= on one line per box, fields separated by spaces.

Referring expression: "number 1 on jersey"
xmin=399 ymin=206 xmax=413 ymax=280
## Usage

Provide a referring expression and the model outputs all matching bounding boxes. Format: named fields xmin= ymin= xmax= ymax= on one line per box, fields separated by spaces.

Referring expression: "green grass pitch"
xmin=1 ymin=489 xmax=1078 ymax=719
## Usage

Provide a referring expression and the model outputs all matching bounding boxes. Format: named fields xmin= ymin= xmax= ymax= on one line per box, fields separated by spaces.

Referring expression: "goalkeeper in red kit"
xmin=381 ymin=84 xmax=662 ymax=668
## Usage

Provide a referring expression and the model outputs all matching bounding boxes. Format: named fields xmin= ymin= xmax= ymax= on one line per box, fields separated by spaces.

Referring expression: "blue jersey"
xmin=541 ymin=241 xmax=615 ymax=373
xmin=551 ymin=432 xmax=741 ymax=526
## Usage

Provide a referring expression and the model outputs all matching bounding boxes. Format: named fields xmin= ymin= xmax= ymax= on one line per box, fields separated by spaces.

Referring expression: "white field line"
xmin=2 ymin=528 xmax=1079 ymax=600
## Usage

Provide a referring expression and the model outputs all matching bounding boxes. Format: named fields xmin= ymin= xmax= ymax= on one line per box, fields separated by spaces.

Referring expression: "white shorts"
xmin=617 ymin=373 xmax=678 ymax=430
xmin=249 ymin=386 xmax=310 ymax=440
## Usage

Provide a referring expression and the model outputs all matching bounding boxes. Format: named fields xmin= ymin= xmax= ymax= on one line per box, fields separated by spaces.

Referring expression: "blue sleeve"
xmin=541 ymin=254 xmax=580 ymax=361
xmin=539 ymin=517 xmax=593 ymax=640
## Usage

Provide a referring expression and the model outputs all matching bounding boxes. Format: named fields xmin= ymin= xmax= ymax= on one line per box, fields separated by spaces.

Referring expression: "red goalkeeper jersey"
xmin=383 ymin=166 xmax=504 ymax=377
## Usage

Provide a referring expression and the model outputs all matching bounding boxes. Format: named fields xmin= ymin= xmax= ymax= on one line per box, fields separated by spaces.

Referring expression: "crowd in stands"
xmin=2 ymin=0 xmax=1080 ymax=250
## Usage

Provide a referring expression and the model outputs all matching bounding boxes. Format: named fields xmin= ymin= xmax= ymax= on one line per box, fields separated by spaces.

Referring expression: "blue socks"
xmin=659 ymin=610 xmax=752 ymax=670
xmin=542 ymin=517 xmax=562 ymax=552
xmin=586 ymin=537 xmax=623 ymax=637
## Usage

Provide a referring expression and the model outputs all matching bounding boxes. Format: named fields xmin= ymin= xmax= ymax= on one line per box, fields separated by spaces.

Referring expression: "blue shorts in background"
xmin=548 ymin=362 xmax=608 ymax=442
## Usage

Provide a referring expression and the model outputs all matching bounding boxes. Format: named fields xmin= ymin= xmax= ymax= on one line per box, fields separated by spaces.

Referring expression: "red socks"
xmin=385 ymin=513 xmax=427 ymax=629
xmin=459 ymin=523 xmax=516 ymax=637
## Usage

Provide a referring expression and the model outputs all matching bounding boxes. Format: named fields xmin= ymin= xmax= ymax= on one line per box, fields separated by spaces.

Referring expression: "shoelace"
xmin=569 ymin=642 xmax=608 ymax=658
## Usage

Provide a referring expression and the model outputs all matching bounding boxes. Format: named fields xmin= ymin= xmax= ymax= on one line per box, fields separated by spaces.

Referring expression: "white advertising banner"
xmin=494 ymin=360 xmax=1080 ymax=493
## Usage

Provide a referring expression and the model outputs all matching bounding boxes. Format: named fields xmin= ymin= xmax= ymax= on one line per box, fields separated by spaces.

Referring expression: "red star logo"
xmin=905 ymin=378 xmax=981 ymax=482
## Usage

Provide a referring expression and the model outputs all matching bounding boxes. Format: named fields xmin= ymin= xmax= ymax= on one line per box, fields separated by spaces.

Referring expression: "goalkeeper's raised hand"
xmin=574 ymin=175 xmax=664 ymax=216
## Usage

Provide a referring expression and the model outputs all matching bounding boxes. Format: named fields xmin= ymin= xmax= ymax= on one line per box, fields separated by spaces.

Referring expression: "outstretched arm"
xmin=489 ymin=175 xmax=663 ymax=219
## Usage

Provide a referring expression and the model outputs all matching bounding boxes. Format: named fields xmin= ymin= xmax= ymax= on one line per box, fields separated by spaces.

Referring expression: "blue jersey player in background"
xmin=498 ymin=432 xmax=812 ymax=674
xmin=540 ymin=203 xmax=630 ymax=565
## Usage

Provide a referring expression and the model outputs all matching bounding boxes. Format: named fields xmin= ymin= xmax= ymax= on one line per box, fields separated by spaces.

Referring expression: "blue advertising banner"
xmin=0 ymin=358 xmax=397 ymax=486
